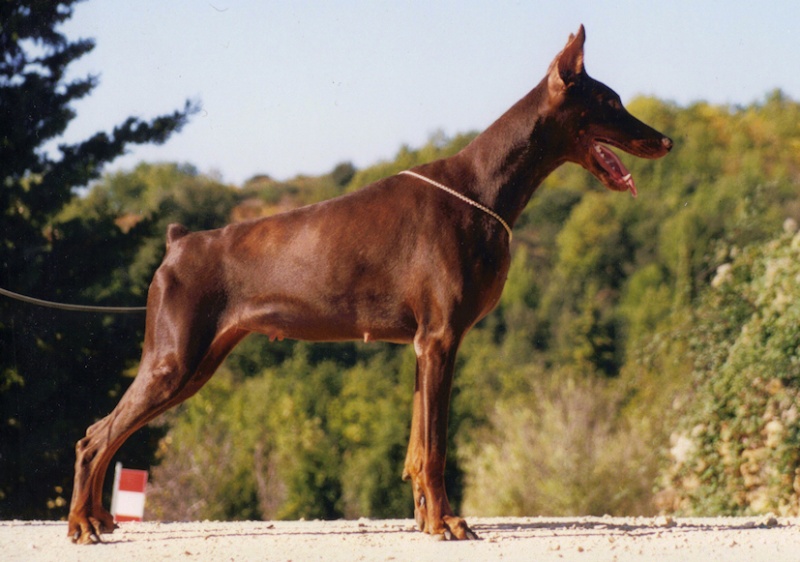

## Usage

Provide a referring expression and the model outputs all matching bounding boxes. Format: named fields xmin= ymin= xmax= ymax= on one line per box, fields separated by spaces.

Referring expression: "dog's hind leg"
xmin=402 ymin=328 xmax=477 ymax=540
xmin=67 ymin=267 xmax=247 ymax=544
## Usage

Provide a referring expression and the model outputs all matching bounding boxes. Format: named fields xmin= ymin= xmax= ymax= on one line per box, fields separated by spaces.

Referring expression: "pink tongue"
xmin=595 ymin=144 xmax=637 ymax=197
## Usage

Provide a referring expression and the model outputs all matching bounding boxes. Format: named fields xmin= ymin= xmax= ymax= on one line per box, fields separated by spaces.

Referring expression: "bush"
xmin=658 ymin=227 xmax=800 ymax=515
xmin=459 ymin=370 xmax=657 ymax=516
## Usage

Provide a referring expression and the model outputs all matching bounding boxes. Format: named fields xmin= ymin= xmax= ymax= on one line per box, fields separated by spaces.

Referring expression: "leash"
xmin=0 ymin=286 xmax=146 ymax=313
xmin=399 ymin=170 xmax=513 ymax=241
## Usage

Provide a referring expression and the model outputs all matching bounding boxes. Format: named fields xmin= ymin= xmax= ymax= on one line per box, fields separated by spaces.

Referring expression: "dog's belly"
xmin=236 ymin=294 xmax=417 ymax=345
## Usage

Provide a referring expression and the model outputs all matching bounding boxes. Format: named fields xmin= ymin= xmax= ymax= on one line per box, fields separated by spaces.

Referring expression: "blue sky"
xmin=59 ymin=1 xmax=799 ymax=185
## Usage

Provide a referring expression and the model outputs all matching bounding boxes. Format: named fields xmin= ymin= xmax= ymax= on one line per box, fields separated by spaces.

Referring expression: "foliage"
xmin=0 ymin=1 xmax=194 ymax=517
xmin=658 ymin=226 xmax=800 ymax=516
xmin=75 ymin=92 xmax=800 ymax=520
xmin=147 ymin=344 xmax=414 ymax=521
xmin=3 ymin=9 xmax=800 ymax=521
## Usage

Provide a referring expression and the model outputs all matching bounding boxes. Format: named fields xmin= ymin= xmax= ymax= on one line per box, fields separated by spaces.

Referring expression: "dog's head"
xmin=546 ymin=25 xmax=672 ymax=197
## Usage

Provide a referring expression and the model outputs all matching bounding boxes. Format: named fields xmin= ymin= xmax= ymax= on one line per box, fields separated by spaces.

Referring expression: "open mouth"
xmin=592 ymin=142 xmax=637 ymax=197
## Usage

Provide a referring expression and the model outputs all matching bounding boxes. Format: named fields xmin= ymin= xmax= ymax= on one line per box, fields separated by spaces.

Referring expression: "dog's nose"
xmin=662 ymin=136 xmax=673 ymax=151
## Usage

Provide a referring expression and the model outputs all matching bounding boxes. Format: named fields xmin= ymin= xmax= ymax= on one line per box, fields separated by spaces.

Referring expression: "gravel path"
xmin=4 ymin=516 xmax=799 ymax=561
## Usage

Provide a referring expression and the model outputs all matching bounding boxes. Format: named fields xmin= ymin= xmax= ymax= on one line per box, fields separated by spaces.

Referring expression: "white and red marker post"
xmin=110 ymin=462 xmax=148 ymax=523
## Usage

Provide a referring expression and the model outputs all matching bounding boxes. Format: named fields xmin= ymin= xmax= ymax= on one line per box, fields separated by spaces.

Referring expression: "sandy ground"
xmin=3 ymin=516 xmax=800 ymax=561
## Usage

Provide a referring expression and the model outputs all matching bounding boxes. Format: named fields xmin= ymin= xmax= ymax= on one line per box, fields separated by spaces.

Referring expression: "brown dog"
xmin=68 ymin=25 xmax=672 ymax=543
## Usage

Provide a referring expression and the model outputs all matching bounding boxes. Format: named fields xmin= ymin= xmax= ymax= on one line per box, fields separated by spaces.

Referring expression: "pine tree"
xmin=0 ymin=1 xmax=195 ymax=517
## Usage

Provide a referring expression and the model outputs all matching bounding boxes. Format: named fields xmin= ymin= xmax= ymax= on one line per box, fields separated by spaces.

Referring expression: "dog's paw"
xmin=68 ymin=511 xmax=117 ymax=545
xmin=442 ymin=515 xmax=479 ymax=541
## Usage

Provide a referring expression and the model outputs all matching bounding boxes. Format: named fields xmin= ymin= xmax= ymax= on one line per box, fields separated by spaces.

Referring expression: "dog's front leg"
xmin=402 ymin=331 xmax=477 ymax=540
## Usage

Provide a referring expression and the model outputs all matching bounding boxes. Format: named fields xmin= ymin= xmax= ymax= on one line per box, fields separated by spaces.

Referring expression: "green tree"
xmin=61 ymin=162 xmax=239 ymax=295
xmin=541 ymin=193 xmax=631 ymax=376
xmin=0 ymin=1 xmax=194 ymax=517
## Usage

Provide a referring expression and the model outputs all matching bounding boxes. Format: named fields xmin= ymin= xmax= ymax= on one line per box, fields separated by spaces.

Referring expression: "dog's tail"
xmin=166 ymin=223 xmax=190 ymax=252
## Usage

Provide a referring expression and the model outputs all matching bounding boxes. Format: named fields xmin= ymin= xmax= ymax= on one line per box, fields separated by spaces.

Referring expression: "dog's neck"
xmin=456 ymin=77 xmax=566 ymax=228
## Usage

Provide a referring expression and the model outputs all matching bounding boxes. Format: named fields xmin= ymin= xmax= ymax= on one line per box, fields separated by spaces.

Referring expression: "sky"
xmin=58 ymin=1 xmax=800 ymax=186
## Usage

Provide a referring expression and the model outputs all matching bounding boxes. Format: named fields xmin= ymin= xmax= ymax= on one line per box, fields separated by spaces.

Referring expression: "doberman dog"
xmin=69 ymin=25 xmax=671 ymax=543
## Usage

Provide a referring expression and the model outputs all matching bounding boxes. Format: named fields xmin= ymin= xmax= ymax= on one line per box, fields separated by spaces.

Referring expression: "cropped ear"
xmin=547 ymin=24 xmax=586 ymax=94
